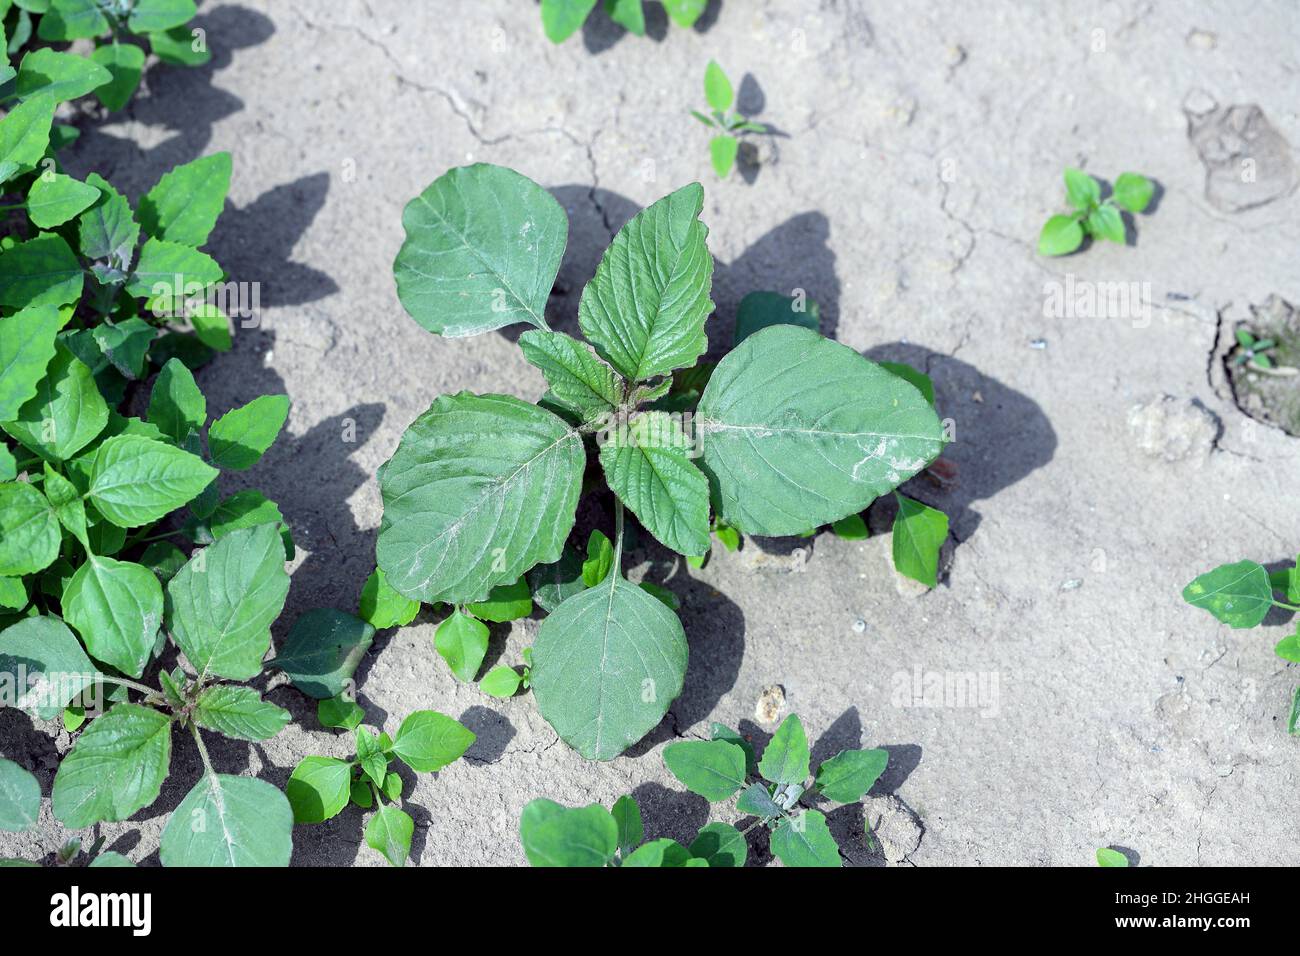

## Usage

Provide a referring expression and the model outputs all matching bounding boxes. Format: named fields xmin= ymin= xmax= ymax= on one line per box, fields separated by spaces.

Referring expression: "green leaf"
xmin=735 ymin=781 xmax=783 ymax=820
xmin=138 ymin=152 xmax=231 ymax=247
xmin=274 ymin=608 xmax=374 ymax=699
xmin=599 ymin=411 xmax=711 ymax=556
xmin=128 ymin=0 xmax=196 ymax=33
xmin=1085 ymin=203 xmax=1125 ymax=244
xmin=393 ymin=164 xmax=567 ymax=336
xmin=831 ymin=513 xmax=868 ymax=539
xmin=697 ymin=324 xmax=945 ymax=535
xmin=1290 ymin=687 xmax=1300 ymax=737
xmin=611 ymin=794 xmax=642 ymax=854
xmin=690 ymin=822 xmax=746 ymax=867
xmin=879 ymin=361 xmax=935 ymax=405
xmin=0 ymin=481 xmax=60 ymax=575
xmin=89 ymin=43 xmax=144 ymax=112
xmin=63 ymin=555 xmax=163 ymax=678
xmin=770 ymin=810 xmax=840 ymax=867
xmin=349 ymin=779 xmax=373 ymax=809
xmin=0 ymin=233 xmax=83 ymax=309
xmin=78 ymin=173 xmax=138 ymax=266
xmin=519 ymin=798 xmax=618 ymax=867
xmin=376 ymin=392 xmax=584 ymax=604
xmin=733 ymin=290 xmax=820 ymax=346
xmin=815 ymin=748 xmax=888 ymax=803
xmin=531 ymin=573 xmax=688 ymax=760
xmin=391 ymin=710 xmax=475 ymax=773
xmin=359 ymin=567 xmax=420 ymax=629
xmin=366 ymin=804 xmax=414 ymax=867
xmin=1274 ymin=631 xmax=1300 ymax=663
xmin=205 ymin=490 xmax=291 ymax=557
xmin=0 ymin=95 xmax=55 ymax=184
xmin=318 ymin=694 xmax=364 ymax=730
xmin=528 ymin=542 xmax=587 ymax=612
xmin=147 ymin=358 xmax=206 ymax=442
xmin=639 ymin=581 xmax=680 ymax=609
xmin=355 ymin=728 xmax=387 ymax=788
xmin=148 ymin=25 xmax=212 ymax=67
xmin=465 ymin=575 xmax=533 ymax=623
xmin=160 ymin=773 xmax=292 ymax=867
xmin=0 ymin=616 xmax=96 ymax=719
xmin=434 ymin=609 xmax=489 ymax=682
xmin=286 ymin=756 xmax=351 ymax=824
xmin=125 ymin=237 xmax=222 ymax=300
xmin=168 ymin=523 xmax=290 ymax=680
xmin=2 ymin=345 xmax=107 ymax=462
xmin=663 ymin=739 xmax=747 ymax=801
xmin=0 ymin=758 xmax=40 ymax=832
xmin=759 ymin=714 xmax=809 ymax=785
xmin=42 ymin=462 xmax=86 ymax=543
xmin=480 ymin=665 xmax=523 ymax=698
xmin=710 ymin=721 xmax=757 ymax=774
xmin=1182 ymin=561 xmax=1274 ymax=629
xmin=38 ymin=0 xmax=110 ymax=40
xmin=1270 ymin=558 xmax=1300 ymax=603
xmin=581 ymin=529 xmax=614 ymax=586
xmin=26 ymin=173 xmax=100 ymax=228
xmin=1063 ymin=168 xmax=1100 ymax=210
xmin=140 ymin=540 xmax=187 ymax=583
xmin=604 ymin=0 xmax=644 ymax=34
xmin=622 ymin=838 xmax=696 ymax=867
xmin=88 ymin=851 xmax=134 ymax=867
xmin=704 ymin=60 xmax=733 ymax=112
xmin=1112 ymin=172 xmax=1154 ymax=213
xmin=1037 ymin=214 xmax=1084 ymax=256
xmin=88 ymin=434 xmax=216 ymax=527
xmin=193 ymin=685 xmax=290 ymax=741
xmin=15 ymin=48 xmax=110 ymax=102
xmin=92 ymin=318 xmax=154 ymax=379
xmin=207 ymin=394 xmax=289 ymax=470
xmin=709 ymin=134 xmax=738 ymax=178
xmin=578 ymin=182 xmax=713 ymax=382
xmin=539 ymin=0 xmax=597 ymax=42
xmin=0 ymin=576 xmax=27 ymax=610
xmin=519 ymin=330 xmax=622 ymax=426
xmin=1096 ymin=847 xmax=1129 ymax=867
xmin=892 ymin=494 xmax=948 ymax=588
xmin=0 ymin=304 xmax=61 ymax=420
xmin=662 ymin=0 xmax=707 ymax=27
xmin=189 ymin=304 xmax=230 ymax=351
xmin=52 ymin=703 xmax=171 ymax=827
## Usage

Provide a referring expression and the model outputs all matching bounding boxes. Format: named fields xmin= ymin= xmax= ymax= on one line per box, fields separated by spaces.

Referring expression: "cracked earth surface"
xmin=3 ymin=0 xmax=1299 ymax=866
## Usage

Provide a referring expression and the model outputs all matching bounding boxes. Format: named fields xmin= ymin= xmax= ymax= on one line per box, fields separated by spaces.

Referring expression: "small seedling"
xmin=379 ymin=163 xmax=945 ymax=762
xmin=287 ymin=703 xmax=475 ymax=866
xmin=0 ymin=758 xmax=135 ymax=867
xmin=540 ymin=0 xmax=707 ymax=44
xmin=1038 ymin=168 xmax=1154 ymax=256
xmin=691 ymin=60 xmax=766 ymax=178
xmin=1231 ymin=328 xmax=1279 ymax=371
xmin=1096 ymin=847 xmax=1129 ymax=867
xmin=1183 ymin=555 xmax=1300 ymax=734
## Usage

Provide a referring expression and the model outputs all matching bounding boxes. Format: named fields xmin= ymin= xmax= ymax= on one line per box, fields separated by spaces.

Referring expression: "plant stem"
xmin=1273 ymin=600 xmax=1300 ymax=612
xmin=612 ymin=500 xmax=625 ymax=573
xmin=96 ymin=674 xmax=159 ymax=696
xmin=189 ymin=721 xmax=215 ymax=777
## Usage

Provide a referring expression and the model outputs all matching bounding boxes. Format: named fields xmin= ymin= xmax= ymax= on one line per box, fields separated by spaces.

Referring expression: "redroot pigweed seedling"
xmin=1183 ymin=555 xmax=1300 ymax=733
xmin=540 ymin=0 xmax=707 ymax=44
xmin=691 ymin=60 xmax=766 ymax=179
xmin=379 ymin=163 xmax=945 ymax=761
xmin=287 ymin=703 xmax=475 ymax=866
xmin=0 ymin=757 xmax=135 ymax=867
xmin=1038 ymin=168 xmax=1154 ymax=256
xmin=1231 ymin=328 xmax=1282 ymax=371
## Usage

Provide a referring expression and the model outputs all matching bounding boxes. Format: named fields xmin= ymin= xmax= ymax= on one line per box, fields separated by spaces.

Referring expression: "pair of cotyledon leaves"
xmin=380 ymin=163 xmax=945 ymax=760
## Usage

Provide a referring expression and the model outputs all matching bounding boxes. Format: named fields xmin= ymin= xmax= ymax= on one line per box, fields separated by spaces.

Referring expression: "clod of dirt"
xmin=755 ymin=685 xmax=786 ymax=724
xmin=1223 ymin=295 xmax=1300 ymax=436
xmin=1126 ymin=394 xmax=1220 ymax=463
xmin=863 ymin=794 xmax=924 ymax=864
xmin=1184 ymin=95 xmax=1297 ymax=212
xmin=735 ymin=540 xmax=812 ymax=574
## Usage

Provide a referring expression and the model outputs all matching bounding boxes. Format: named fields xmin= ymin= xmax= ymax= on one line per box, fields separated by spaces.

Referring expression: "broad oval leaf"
xmin=770 ymin=809 xmax=840 ymax=868
xmin=138 ymin=152 xmax=231 ymax=247
xmin=393 ymin=164 xmax=567 ymax=337
xmin=663 ymin=739 xmax=747 ymax=801
xmin=1182 ymin=561 xmax=1273 ymax=629
xmin=690 ymin=821 xmax=747 ymax=867
xmin=578 ymin=182 xmax=713 ymax=382
xmin=599 ymin=411 xmax=710 ymax=556
xmin=274 ymin=608 xmax=374 ymax=700
xmin=0 ymin=233 xmax=84 ymax=309
xmin=365 ymin=803 xmax=414 ymax=867
xmin=207 ymin=394 xmax=289 ymax=470
xmin=539 ymin=0 xmax=597 ymax=43
xmin=167 ymin=524 xmax=290 ymax=681
xmin=611 ymin=794 xmax=642 ymax=854
xmin=0 ymin=616 xmax=97 ymax=720
xmin=892 ymin=494 xmax=948 ymax=588
xmin=193 ymin=685 xmax=290 ymax=741
xmin=0 ymin=758 xmax=40 ymax=832
xmin=286 ymin=756 xmax=352 ymax=824
xmin=160 ymin=773 xmax=292 ymax=867
xmin=519 ymin=798 xmax=617 ymax=867
xmin=0 ymin=481 xmax=60 ymax=576
xmin=2 ymin=345 xmax=107 ymax=462
xmin=622 ymin=837 xmax=696 ymax=867
xmin=465 ymin=575 xmax=533 ymax=623
xmin=391 ymin=710 xmax=475 ymax=773
xmin=1037 ymin=214 xmax=1084 ymax=256
xmin=0 ymin=303 xmax=62 ymax=420
xmin=531 ymin=574 xmax=687 ymax=760
xmin=376 ymin=392 xmax=584 ymax=605
xmin=758 ymin=713 xmax=810 ymax=785
xmin=814 ymin=748 xmax=889 ymax=803
xmin=52 ymin=703 xmax=172 ymax=827
xmin=697 ymin=324 xmax=945 ymax=535
xmin=88 ymin=434 xmax=217 ymax=528
xmin=358 ymin=568 xmax=420 ymax=630
xmin=434 ymin=609 xmax=489 ymax=682
xmin=63 ymin=555 xmax=163 ymax=678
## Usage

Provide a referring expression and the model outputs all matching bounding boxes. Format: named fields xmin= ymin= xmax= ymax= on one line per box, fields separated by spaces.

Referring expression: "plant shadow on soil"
xmin=576 ymin=0 xmax=724 ymax=55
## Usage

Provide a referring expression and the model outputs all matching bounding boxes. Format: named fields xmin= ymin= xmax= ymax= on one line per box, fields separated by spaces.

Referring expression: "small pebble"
xmin=1029 ymin=338 xmax=1048 ymax=350
xmin=1060 ymin=578 xmax=1083 ymax=591
xmin=755 ymin=685 xmax=786 ymax=724
xmin=852 ymin=618 xmax=867 ymax=634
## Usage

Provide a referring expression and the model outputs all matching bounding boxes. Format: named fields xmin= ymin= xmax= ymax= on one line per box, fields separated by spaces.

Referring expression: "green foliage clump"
xmin=540 ymin=0 xmax=706 ymax=44
xmin=1038 ymin=168 xmax=1154 ymax=256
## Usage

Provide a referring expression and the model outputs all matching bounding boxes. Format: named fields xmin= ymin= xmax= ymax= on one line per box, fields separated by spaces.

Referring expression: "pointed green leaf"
xmin=531 ymin=573 xmax=688 ymax=760
xmin=465 ymin=575 xmax=533 ymax=623
xmin=393 ymin=164 xmax=567 ymax=336
xmin=318 ymin=694 xmax=365 ymax=730
xmin=539 ymin=0 xmax=597 ymax=42
xmin=391 ymin=710 xmax=475 ymax=773
xmin=15 ymin=48 xmax=110 ymax=103
xmin=146 ymin=358 xmax=206 ymax=442
xmin=285 ymin=755 xmax=351 ymax=824
xmin=359 ymin=568 xmax=420 ymax=629
xmin=88 ymin=434 xmax=216 ymax=527
xmin=611 ymin=794 xmax=642 ymax=854
xmin=274 ymin=608 xmax=374 ymax=699
xmin=480 ymin=665 xmax=523 ymax=698
xmin=193 ymin=685 xmax=290 ymax=741
xmin=690 ymin=821 xmax=746 ymax=867
xmin=26 ymin=173 xmax=100 ymax=228
xmin=52 ymin=703 xmax=171 ymax=827
xmin=622 ymin=837 xmax=695 ymax=867
xmin=604 ymin=0 xmax=644 ymax=34
xmin=148 ymin=25 xmax=213 ymax=67
xmin=704 ymin=60 xmax=733 ymax=112
xmin=1037 ymin=214 xmax=1084 ymax=256
xmin=735 ymin=781 xmax=783 ymax=820
xmin=581 ymin=529 xmax=613 ymax=586
xmin=663 ymin=739 xmax=747 ymax=801
xmin=78 ymin=173 xmax=139 ymax=266
xmin=0 ymin=481 xmax=60 ymax=575
xmin=771 ymin=810 xmax=840 ymax=867
xmin=128 ymin=0 xmax=197 ymax=34
xmin=0 ymin=304 xmax=62 ymax=420
xmin=815 ymin=748 xmax=888 ymax=803
xmin=1182 ymin=561 xmax=1274 ymax=629
xmin=697 ymin=324 xmax=945 ymax=535
xmin=892 ymin=494 xmax=948 ymax=588
xmin=0 ymin=616 xmax=96 ymax=720
xmin=0 ymin=94 xmax=55 ymax=184
xmin=365 ymin=803 xmax=414 ymax=866
xmin=138 ymin=152 xmax=231 ymax=247
xmin=1063 ymin=168 xmax=1100 ymax=210
xmin=519 ymin=798 xmax=617 ymax=867
xmin=63 ymin=555 xmax=163 ymax=678
xmin=709 ymin=134 xmax=738 ymax=178
xmin=0 ymin=233 xmax=83 ymax=309
xmin=125 ymin=237 xmax=222 ymax=300
xmin=1096 ymin=847 xmax=1129 ymax=867
xmin=207 ymin=394 xmax=289 ymax=470
xmin=519 ymin=330 xmax=622 ymax=426
xmin=0 ymin=759 xmax=40 ymax=832
xmin=710 ymin=721 xmax=757 ymax=774
xmin=758 ymin=713 xmax=809 ymax=785
xmin=1112 ymin=172 xmax=1154 ymax=213
xmin=2 ymin=345 xmax=107 ymax=462
xmin=434 ymin=609 xmax=489 ymax=682
xmin=1085 ymin=203 xmax=1125 ymax=244
xmin=662 ymin=0 xmax=707 ymax=27
xmin=160 ymin=773 xmax=292 ymax=866
xmin=37 ymin=0 xmax=110 ymax=41
xmin=89 ymin=43 xmax=145 ymax=112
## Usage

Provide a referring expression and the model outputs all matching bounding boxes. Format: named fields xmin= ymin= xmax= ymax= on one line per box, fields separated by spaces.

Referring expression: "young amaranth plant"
xmin=691 ymin=60 xmax=766 ymax=179
xmin=1037 ymin=168 xmax=1154 ymax=256
xmin=285 ymin=700 xmax=475 ymax=867
xmin=1183 ymin=555 xmax=1300 ymax=734
xmin=540 ymin=0 xmax=706 ymax=44
xmin=2 ymin=0 xmax=210 ymax=113
xmin=377 ymin=164 xmax=945 ymax=762
xmin=0 ymin=757 xmax=135 ymax=866
xmin=518 ymin=714 xmax=889 ymax=867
